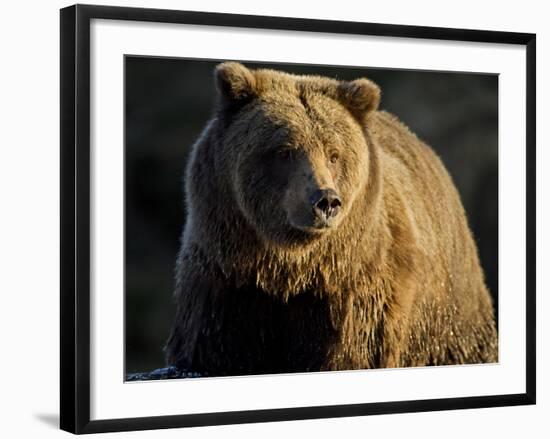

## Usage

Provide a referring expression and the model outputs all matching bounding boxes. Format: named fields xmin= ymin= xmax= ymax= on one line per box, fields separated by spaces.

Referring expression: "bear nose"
xmin=310 ymin=189 xmax=342 ymax=219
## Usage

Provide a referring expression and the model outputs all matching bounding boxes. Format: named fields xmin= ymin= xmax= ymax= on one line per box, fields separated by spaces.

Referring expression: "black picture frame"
xmin=60 ymin=4 xmax=536 ymax=434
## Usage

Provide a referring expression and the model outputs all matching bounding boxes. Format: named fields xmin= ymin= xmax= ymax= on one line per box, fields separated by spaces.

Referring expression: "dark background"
xmin=125 ymin=57 xmax=498 ymax=374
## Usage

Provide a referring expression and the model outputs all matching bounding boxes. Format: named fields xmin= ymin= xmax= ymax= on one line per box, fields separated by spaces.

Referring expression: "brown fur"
xmin=165 ymin=62 xmax=498 ymax=375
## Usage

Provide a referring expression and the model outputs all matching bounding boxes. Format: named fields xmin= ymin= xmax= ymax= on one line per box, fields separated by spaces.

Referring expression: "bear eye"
xmin=277 ymin=149 xmax=293 ymax=161
xmin=329 ymin=152 xmax=339 ymax=164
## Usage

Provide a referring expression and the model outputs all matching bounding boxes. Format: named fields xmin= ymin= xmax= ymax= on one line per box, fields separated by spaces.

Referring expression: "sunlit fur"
xmin=165 ymin=63 xmax=498 ymax=375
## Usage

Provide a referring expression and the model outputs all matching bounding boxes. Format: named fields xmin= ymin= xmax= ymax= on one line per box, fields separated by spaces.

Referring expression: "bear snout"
xmin=309 ymin=189 xmax=342 ymax=224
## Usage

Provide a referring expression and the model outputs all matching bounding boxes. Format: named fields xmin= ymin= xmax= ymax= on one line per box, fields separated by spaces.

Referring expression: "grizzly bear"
xmin=164 ymin=62 xmax=498 ymax=376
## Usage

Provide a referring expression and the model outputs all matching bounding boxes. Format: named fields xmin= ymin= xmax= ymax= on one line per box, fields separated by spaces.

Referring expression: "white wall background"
xmin=0 ymin=0 xmax=546 ymax=437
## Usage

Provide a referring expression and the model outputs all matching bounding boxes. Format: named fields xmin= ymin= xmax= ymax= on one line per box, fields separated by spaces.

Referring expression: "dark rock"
xmin=125 ymin=366 xmax=202 ymax=381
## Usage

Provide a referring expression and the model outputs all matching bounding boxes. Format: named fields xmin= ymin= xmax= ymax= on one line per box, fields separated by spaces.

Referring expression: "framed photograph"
xmin=60 ymin=4 xmax=536 ymax=434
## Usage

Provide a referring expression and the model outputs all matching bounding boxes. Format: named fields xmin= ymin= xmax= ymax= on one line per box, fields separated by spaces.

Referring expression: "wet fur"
xmin=165 ymin=63 xmax=498 ymax=375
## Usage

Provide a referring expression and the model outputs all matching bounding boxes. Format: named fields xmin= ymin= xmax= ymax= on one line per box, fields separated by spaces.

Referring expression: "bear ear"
xmin=336 ymin=78 xmax=381 ymax=120
xmin=215 ymin=62 xmax=258 ymax=102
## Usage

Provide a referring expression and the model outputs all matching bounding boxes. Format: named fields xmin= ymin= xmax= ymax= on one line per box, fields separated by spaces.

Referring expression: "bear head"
xmin=213 ymin=62 xmax=380 ymax=249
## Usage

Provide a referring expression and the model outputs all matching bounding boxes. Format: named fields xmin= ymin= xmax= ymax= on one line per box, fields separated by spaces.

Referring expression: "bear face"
xmin=214 ymin=62 xmax=381 ymax=249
